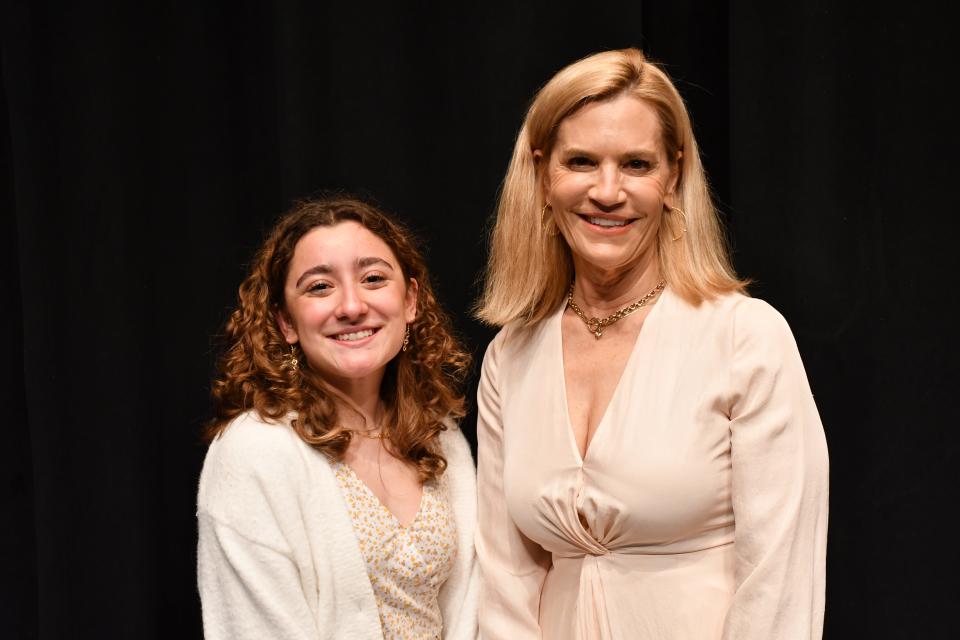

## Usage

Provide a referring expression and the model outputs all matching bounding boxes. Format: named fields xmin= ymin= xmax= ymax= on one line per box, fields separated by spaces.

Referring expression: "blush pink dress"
xmin=475 ymin=289 xmax=828 ymax=639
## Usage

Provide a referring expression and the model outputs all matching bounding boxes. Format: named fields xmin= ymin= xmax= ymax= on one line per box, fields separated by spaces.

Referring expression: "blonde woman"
xmin=198 ymin=196 xmax=479 ymax=639
xmin=475 ymin=49 xmax=828 ymax=639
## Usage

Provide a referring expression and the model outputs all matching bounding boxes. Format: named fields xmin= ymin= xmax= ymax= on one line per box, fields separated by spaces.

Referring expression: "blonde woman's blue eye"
xmin=626 ymin=159 xmax=650 ymax=170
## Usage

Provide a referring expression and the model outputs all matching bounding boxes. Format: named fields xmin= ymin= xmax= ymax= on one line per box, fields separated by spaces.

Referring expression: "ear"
xmin=667 ymin=149 xmax=683 ymax=195
xmin=275 ymin=308 xmax=300 ymax=344
xmin=404 ymin=278 xmax=419 ymax=323
xmin=665 ymin=149 xmax=683 ymax=203
xmin=533 ymin=149 xmax=551 ymax=203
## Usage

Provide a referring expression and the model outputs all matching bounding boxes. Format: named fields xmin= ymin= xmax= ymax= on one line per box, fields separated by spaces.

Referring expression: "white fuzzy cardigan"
xmin=197 ymin=411 xmax=480 ymax=639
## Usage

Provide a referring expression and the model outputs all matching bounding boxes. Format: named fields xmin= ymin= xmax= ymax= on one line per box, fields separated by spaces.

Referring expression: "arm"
xmin=438 ymin=426 xmax=481 ymax=640
xmin=197 ymin=416 xmax=319 ymax=640
xmin=475 ymin=333 xmax=551 ymax=639
xmin=198 ymin=514 xmax=317 ymax=640
xmin=722 ymin=300 xmax=829 ymax=640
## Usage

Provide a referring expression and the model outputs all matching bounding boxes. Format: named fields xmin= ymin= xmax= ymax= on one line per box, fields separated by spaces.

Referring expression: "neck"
xmin=571 ymin=249 xmax=662 ymax=316
xmin=328 ymin=373 xmax=385 ymax=432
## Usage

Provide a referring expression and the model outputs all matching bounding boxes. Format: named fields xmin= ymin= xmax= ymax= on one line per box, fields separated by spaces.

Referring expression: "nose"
xmin=588 ymin=164 xmax=625 ymax=209
xmin=335 ymin=283 xmax=369 ymax=321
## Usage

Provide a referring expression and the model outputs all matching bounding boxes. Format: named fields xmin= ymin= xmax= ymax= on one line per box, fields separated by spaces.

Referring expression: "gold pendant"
xmin=588 ymin=318 xmax=603 ymax=339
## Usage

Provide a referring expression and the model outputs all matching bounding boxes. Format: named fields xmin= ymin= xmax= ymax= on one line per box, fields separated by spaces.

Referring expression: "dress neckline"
xmin=335 ymin=461 xmax=426 ymax=529
xmin=555 ymin=285 xmax=671 ymax=465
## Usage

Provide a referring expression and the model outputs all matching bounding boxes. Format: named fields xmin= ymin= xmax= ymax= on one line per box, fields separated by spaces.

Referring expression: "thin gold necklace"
xmin=352 ymin=412 xmax=387 ymax=440
xmin=567 ymin=280 xmax=666 ymax=339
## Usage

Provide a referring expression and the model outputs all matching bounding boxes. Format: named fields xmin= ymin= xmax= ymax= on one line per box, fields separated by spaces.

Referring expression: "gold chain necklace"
xmin=567 ymin=280 xmax=666 ymax=339
xmin=352 ymin=413 xmax=387 ymax=440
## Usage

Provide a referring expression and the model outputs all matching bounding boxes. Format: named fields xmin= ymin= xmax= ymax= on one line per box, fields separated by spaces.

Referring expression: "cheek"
xmin=288 ymin=300 xmax=334 ymax=334
xmin=547 ymin=172 xmax=587 ymax=202
xmin=629 ymin=178 xmax=668 ymax=212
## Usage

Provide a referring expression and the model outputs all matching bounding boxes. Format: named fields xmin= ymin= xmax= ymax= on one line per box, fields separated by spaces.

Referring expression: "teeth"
xmin=333 ymin=329 xmax=375 ymax=341
xmin=588 ymin=216 xmax=628 ymax=227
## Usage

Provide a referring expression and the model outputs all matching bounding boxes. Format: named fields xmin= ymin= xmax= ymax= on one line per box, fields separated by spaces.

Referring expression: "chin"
xmin=577 ymin=250 xmax=640 ymax=272
xmin=305 ymin=351 xmax=394 ymax=384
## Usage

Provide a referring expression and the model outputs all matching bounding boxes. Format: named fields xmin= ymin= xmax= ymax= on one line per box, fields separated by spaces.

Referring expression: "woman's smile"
xmin=575 ymin=212 xmax=643 ymax=233
xmin=328 ymin=326 xmax=380 ymax=345
xmin=544 ymin=95 xmax=677 ymax=275
xmin=278 ymin=221 xmax=418 ymax=388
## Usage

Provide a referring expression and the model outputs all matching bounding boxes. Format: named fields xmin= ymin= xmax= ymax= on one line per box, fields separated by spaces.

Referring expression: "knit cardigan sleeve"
xmin=437 ymin=425 xmax=481 ymax=639
xmin=197 ymin=413 xmax=320 ymax=640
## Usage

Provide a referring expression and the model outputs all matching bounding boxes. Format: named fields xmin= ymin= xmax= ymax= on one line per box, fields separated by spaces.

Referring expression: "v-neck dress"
xmin=333 ymin=462 xmax=457 ymax=639
xmin=475 ymin=289 xmax=828 ymax=639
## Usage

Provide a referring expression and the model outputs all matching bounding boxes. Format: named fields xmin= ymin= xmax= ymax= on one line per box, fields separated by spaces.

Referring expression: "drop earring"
xmin=281 ymin=344 xmax=300 ymax=371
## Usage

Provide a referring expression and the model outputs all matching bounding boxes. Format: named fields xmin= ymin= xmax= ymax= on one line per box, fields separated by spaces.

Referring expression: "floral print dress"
xmin=333 ymin=461 xmax=457 ymax=639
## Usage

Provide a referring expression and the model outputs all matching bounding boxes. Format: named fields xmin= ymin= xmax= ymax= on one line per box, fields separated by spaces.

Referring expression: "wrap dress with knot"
xmin=475 ymin=289 xmax=828 ymax=639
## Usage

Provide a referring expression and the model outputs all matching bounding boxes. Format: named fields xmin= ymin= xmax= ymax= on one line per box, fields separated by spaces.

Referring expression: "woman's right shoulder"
xmin=199 ymin=410 xmax=313 ymax=504
xmin=482 ymin=316 xmax=551 ymax=367
xmin=198 ymin=410 xmax=319 ymax=549
xmin=207 ymin=410 xmax=302 ymax=466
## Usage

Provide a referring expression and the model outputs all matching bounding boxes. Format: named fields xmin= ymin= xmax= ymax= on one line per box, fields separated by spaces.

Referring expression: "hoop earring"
xmin=667 ymin=206 xmax=688 ymax=241
xmin=281 ymin=344 xmax=300 ymax=371
xmin=541 ymin=203 xmax=559 ymax=236
xmin=401 ymin=325 xmax=410 ymax=352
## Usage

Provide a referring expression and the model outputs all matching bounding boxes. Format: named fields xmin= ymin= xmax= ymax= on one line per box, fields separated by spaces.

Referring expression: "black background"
xmin=3 ymin=2 xmax=957 ymax=638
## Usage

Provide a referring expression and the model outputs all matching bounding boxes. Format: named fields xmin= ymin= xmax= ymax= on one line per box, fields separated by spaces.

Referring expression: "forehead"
xmin=555 ymin=95 xmax=663 ymax=152
xmin=290 ymin=220 xmax=396 ymax=266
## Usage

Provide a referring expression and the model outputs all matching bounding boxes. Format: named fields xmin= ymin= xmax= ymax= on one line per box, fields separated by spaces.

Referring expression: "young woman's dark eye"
xmin=307 ymin=282 xmax=330 ymax=293
xmin=363 ymin=273 xmax=387 ymax=285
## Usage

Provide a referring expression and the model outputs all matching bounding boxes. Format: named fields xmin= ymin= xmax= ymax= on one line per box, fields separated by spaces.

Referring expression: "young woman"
xmin=198 ymin=195 xmax=479 ymax=639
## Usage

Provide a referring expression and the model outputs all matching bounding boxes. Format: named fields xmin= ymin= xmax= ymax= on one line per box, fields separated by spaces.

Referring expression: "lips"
xmin=578 ymin=214 xmax=637 ymax=228
xmin=330 ymin=328 xmax=379 ymax=342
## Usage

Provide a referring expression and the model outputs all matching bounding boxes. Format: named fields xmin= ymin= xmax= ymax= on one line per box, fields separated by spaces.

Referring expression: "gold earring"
xmin=667 ymin=206 xmax=688 ymax=241
xmin=282 ymin=344 xmax=300 ymax=371
xmin=401 ymin=325 xmax=410 ymax=352
xmin=541 ymin=203 xmax=559 ymax=236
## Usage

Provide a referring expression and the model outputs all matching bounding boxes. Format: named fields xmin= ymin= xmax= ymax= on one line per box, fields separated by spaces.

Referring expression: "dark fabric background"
xmin=2 ymin=2 xmax=956 ymax=638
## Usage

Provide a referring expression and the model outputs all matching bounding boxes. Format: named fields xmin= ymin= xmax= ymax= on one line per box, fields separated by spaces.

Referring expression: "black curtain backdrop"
xmin=2 ymin=2 xmax=957 ymax=638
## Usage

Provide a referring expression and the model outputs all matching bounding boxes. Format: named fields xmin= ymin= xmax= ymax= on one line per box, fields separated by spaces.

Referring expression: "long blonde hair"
xmin=477 ymin=48 xmax=747 ymax=327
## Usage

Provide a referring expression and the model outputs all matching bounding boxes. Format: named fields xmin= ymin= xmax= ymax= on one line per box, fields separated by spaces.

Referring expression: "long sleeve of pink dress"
xmin=475 ymin=289 xmax=828 ymax=640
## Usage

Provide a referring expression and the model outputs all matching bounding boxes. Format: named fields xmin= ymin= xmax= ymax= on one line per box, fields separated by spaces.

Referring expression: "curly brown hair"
xmin=206 ymin=195 xmax=471 ymax=481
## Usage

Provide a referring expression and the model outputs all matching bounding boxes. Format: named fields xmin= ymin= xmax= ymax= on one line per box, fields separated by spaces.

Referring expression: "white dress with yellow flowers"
xmin=333 ymin=461 xmax=457 ymax=639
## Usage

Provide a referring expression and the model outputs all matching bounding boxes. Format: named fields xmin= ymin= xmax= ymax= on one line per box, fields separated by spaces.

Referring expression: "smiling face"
xmin=542 ymin=94 xmax=678 ymax=274
xmin=277 ymin=221 xmax=417 ymax=393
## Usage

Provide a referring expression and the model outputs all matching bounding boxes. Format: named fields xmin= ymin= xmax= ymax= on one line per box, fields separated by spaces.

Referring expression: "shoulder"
xmin=198 ymin=410 xmax=316 ymax=514
xmin=481 ymin=312 xmax=557 ymax=373
xmin=198 ymin=411 xmax=328 ymax=552
xmin=205 ymin=410 xmax=305 ymax=474
xmin=436 ymin=421 xmax=477 ymax=521
xmin=714 ymin=296 xmax=806 ymax=380
xmin=724 ymin=294 xmax=796 ymax=348
xmin=438 ymin=420 xmax=474 ymax=470
xmin=480 ymin=324 xmax=513 ymax=365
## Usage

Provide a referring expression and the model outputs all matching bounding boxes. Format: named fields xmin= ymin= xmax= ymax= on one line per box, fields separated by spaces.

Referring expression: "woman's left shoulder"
xmin=710 ymin=293 xmax=793 ymax=339
xmin=710 ymin=293 xmax=802 ymax=358
xmin=437 ymin=418 xmax=474 ymax=465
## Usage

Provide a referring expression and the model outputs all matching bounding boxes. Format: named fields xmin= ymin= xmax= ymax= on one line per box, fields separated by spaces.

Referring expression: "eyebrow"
xmin=560 ymin=146 xmax=659 ymax=157
xmin=294 ymin=256 xmax=395 ymax=288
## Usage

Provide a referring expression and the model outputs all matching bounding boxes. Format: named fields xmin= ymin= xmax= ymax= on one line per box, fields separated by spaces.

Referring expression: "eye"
xmin=306 ymin=281 xmax=331 ymax=294
xmin=362 ymin=272 xmax=388 ymax=286
xmin=565 ymin=155 xmax=595 ymax=170
xmin=624 ymin=158 xmax=652 ymax=172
